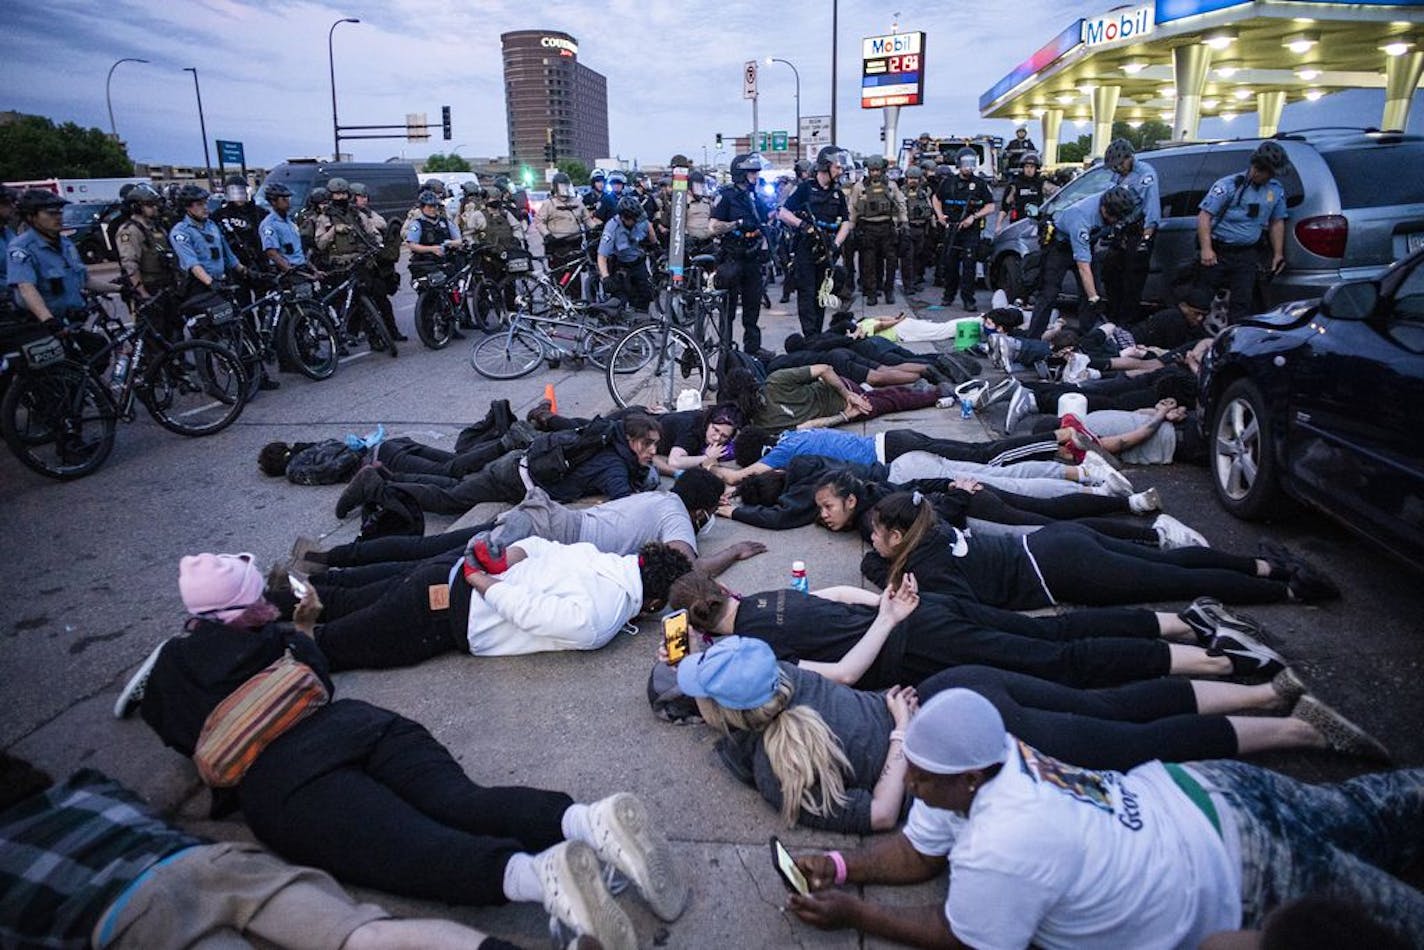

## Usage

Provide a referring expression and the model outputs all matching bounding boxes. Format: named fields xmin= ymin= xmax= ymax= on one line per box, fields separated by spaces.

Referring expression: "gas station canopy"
xmin=979 ymin=0 xmax=1424 ymax=165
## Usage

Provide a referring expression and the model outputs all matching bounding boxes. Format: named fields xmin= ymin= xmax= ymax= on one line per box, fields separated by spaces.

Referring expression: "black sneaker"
xmin=1288 ymin=565 xmax=1341 ymax=603
xmin=1179 ymin=597 xmax=1266 ymax=645
xmin=1207 ymin=629 xmax=1286 ymax=678
xmin=114 ymin=639 xmax=170 ymax=719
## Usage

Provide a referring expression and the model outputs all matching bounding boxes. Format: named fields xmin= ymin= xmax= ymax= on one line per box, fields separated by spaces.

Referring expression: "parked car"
xmin=60 ymin=201 xmax=123 ymax=264
xmin=256 ymin=161 xmax=419 ymax=221
xmin=988 ymin=129 xmax=1424 ymax=321
xmin=1197 ymin=247 xmax=1424 ymax=568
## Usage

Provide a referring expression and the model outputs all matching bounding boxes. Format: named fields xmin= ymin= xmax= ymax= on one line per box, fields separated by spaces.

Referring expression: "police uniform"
xmin=536 ymin=193 xmax=591 ymax=278
xmin=116 ymin=214 xmax=179 ymax=338
xmin=1004 ymin=134 xmax=1037 ymax=169
xmin=900 ymin=179 xmax=935 ymax=292
xmin=169 ymin=215 xmax=239 ymax=302
xmin=848 ymin=174 xmax=906 ymax=304
xmin=6 ymin=228 xmax=88 ymax=322
xmin=582 ymin=184 xmax=605 ymax=213
xmin=1028 ymin=198 xmax=1107 ymax=337
xmin=1102 ymin=159 xmax=1162 ymax=323
xmin=596 ymin=215 xmax=653 ymax=310
xmin=0 ymin=223 xmax=16 ymax=315
xmin=314 ymin=202 xmax=379 ymax=267
xmin=782 ymin=176 xmax=849 ymax=335
xmin=478 ymin=207 xmax=525 ymax=253
xmin=259 ymin=210 xmax=307 ymax=269
xmin=935 ymin=172 xmax=995 ymax=309
xmin=1005 ymin=170 xmax=1049 ymax=224
xmin=212 ymin=201 xmax=266 ymax=270
xmin=1200 ymin=172 xmax=1287 ymax=323
xmin=405 ymin=210 xmax=456 ymax=276
xmin=711 ymin=183 xmax=772 ymax=354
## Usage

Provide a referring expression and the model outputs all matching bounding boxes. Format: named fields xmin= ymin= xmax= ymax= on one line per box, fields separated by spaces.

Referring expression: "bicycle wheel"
xmin=281 ymin=303 xmax=340 ymax=380
xmin=605 ymin=324 xmax=707 ymax=409
xmin=141 ymin=340 xmax=247 ymax=436
xmin=471 ymin=279 xmax=504 ymax=331
xmin=0 ymin=362 xmax=117 ymax=480
xmin=359 ymin=297 xmax=398 ymax=358
xmin=201 ymin=321 xmax=262 ymax=403
xmin=471 ymin=327 xmax=544 ymax=379
xmin=414 ymin=291 xmax=454 ymax=350
xmin=583 ymin=323 xmax=645 ymax=372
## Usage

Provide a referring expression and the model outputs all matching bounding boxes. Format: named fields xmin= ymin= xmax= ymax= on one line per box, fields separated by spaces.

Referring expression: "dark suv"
xmin=1198 ymin=248 xmax=1424 ymax=568
xmin=988 ymin=129 xmax=1424 ymax=318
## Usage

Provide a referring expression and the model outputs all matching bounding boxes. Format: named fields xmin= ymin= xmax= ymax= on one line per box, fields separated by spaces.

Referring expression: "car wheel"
xmin=1210 ymin=378 xmax=1281 ymax=520
xmin=993 ymin=255 xmax=1023 ymax=303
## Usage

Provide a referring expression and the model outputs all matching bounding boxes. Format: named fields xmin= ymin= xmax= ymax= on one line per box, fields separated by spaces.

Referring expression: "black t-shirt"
xmin=860 ymin=522 xmax=1045 ymax=610
xmin=1127 ymin=308 xmax=1208 ymax=351
xmin=782 ymin=180 xmax=849 ymax=226
xmin=732 ymin=588 xmax=903 ymax=689
xmin=654 ymin=408 xmax=703 ymax=456
xmin=934 ymin=175 xmax=994 ymax=227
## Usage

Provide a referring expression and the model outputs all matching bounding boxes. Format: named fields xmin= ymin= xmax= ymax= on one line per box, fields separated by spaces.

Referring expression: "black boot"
xmin=885 ymin=288 xmax=895 ymax=305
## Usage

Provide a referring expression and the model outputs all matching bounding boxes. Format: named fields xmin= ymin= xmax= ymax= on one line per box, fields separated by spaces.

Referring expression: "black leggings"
xmin=314 ymin=559 xmax=469 ymax=670
xmin=965 ymin=489 xmax=1155 ymax=544
xmin=376 ymin=437 xmax=510 ymax=480
xmin=1029 ymin=522 xmax=1288 ymax=605
xmin=391 ymin=451 xmax=528 ymax=515
xmin=240 ymin=700 xmax=572 ymax=906
xmin=321 ymin=525 xmax=486 ymax=568
xmin=894 ymin=597 xmax=1171 ymax=689
xmin=917 ymin=666 xmax=1236 ymax=771
xmin=884 ymin=429 xmax=1060 ymax=466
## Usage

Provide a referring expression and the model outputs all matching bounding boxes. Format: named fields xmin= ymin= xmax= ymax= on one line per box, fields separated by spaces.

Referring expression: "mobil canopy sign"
xmin=1081 ymin=5 xmax=1154 ymax=47
xmin=861 ymin=30 xmax=927 ymax=109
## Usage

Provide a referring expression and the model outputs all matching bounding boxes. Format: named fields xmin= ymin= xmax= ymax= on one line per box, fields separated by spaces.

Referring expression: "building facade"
xmin=501 ymin=30 xmax=610 ymax=170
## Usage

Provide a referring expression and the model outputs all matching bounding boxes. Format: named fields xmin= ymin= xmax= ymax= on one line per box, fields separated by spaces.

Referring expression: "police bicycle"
xmin=318 ymin=248 xmax=398 ymax=358
xmin=602 ymin=272 xmax=713 ymax=410
xmin=470 ymin=289 xmax=640 ymax=381
xmin=236 ymin=271 xmax=342 ymax=382
xmin=0 ymin=291 xmax=247 ymax=480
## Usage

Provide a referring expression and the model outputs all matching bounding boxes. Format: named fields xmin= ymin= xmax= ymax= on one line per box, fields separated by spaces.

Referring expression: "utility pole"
xmin=182 ymin=67 xmax=213 ymax=188
xmin=830 ymin=0 xmax=839 ymax=143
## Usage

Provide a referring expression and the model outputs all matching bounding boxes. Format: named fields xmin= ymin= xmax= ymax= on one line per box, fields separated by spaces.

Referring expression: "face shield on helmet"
xmin=225 ymin=183 xmax=248 ymax=203
xmin=957 ymin=149 xmax=979 ymax=174
xmin=689 ymin=170 xmax=706 ymax=198
xmin=821 ymin=149 xmax=851 ymax=175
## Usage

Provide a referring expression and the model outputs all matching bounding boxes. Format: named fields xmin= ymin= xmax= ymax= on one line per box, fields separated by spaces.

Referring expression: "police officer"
xmin=535 ymin=172 xmax=591 ymax=274
xmin=477 ymin=185 xmax=526 ymax=252
xmin=211 ymin=175 xmax=265 ymax=271
xmin=319 ymin=177 xmax=404 ymax=344
xmin=1098 ymin=138 xmax=1162 ymax=323
xmin=1197 ymin=140 xmax=1289 ymax=323
xmin=777 ymin=144 xmax=852 ymax=336
xmin=683 ymin=170 xmax=716 ymax=257
xmin=169 ymin=184 xmax=247 ymax=297
xmin=709 ymin=152 xmax=774 ymax=358
xmin=595 ymin=170 xmax=630 ymax=223
xmin=847 ymin=156 xmax=906 ymax=306
xmin=933 ymin=147 xmax=996 ymax=311
xmin=6 ymin=189 xmax=117 ymax=329
xmin=258 ymin=182 xmax=309 ymax=275
xmin=1027 ymin=184 xmax=1136 ymax=338
xmin=114 ymin=184 xmax=180 ymax=338
xmin=597 ymin=195 xmax=655 ymax=311
xmin=584 ymin=168 xmax=607 ymax=213
xmin=405 ymin=190 xmax=461 ymax=275
xmin=899 ymin=165 xmax=935 ymax=295
xmin=1004 ymin=126 xmax=1037 ymax=172
xmin=997 ymin=151 xmax=1056 ymax=231
xmin=295 ymin=186 xmax=329 ymax=261
xmin=0 ymin=186 xmax=18 ymax=312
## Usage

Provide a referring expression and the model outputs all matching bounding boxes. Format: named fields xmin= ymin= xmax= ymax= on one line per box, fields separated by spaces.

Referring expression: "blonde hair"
xmin=697 ymin=671 xmax=852 ymax=826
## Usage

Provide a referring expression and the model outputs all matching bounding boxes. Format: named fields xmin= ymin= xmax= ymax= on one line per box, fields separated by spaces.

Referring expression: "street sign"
xmin=771 ymin=131 xmax=788 ymax=152
xmin=406 ymin=112 xmax=430 ymax=142
xmin=861 ymin=31 xmax=927 ymax=109
xmin=800 ymin=115 xmax=831 ymax=145
xmin=743 ymin=60 xmax=758 ymax=100
xmin=215 ymin=140 xmax=244 ymax=165
xmin=755 ymin=132 xmax=769 ymax=152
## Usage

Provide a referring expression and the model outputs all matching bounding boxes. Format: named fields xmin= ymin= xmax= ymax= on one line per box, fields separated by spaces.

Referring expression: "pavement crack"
xmin=733 ymin=845 xmax=811 ymax=949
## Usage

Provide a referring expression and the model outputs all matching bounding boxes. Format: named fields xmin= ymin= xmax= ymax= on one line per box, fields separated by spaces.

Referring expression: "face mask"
xmin=696 ymin=512 xmax=717 ymax=537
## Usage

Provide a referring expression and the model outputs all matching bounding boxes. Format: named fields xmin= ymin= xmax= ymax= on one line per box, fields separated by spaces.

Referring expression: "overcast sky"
xmin=4 ymin=0 xmax=1420 ymax=171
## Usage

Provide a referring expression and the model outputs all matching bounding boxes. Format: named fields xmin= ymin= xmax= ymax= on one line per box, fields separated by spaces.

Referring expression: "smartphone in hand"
xmin=288 ymin=570 xmax=311 ymax=600
xmin=662 ymin=609 xmax=690 ymax=665
xmin=770 ymin=836 xmax=809 ymax=896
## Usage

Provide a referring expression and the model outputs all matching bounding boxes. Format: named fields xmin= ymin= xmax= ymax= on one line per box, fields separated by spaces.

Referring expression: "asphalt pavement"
xmin=2 ymin=260 xmax=1423 ymax=948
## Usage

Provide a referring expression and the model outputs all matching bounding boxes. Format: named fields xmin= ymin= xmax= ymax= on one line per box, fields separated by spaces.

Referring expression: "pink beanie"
xmin=179 ymin=553 xmax=265 ymax=620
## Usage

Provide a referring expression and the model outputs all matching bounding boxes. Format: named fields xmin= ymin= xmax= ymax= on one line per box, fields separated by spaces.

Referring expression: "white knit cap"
xmin=903 ymin=689 xmax=1008 ymax=775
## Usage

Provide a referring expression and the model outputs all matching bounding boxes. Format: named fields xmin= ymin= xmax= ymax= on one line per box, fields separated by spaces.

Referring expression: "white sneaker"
xmin=584 ymin=793 xmax=687 ymax=922
xmin=1154 ymin=513 xmax=1209 ymax=549
xmin=1128 ymin=487 xmax=1162 ymax=514
xmin=974 ymin=376 xmax=1018 ymax=411
xmin=1080 ymin=452 xmax=1133 ymax=496
xmin=1004 ymin=381 xmax=1035 ymax=432
xmin=534 ymin=841 xmax=637 ymax=950
xmin=114 ymin=639 xmax=170 ymax=719
xmin=991 ymin=288 xmax=1009 ymax=310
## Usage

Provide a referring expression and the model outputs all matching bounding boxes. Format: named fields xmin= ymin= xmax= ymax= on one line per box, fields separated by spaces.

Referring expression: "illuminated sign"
xmin=861 ymin=31 xmax=926 ymax=109
xmin=1081 ymin=5 xmax=1154 ymax=46
xmin=979 ymin=20 xmax=1082 ymax=113
xmin=540 ymin=35 xmax=578 ymax=57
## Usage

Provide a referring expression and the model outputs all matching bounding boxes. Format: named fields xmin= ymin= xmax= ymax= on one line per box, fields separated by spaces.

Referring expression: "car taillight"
xmin=1295 ymin=215 xmax=1348 ymax=258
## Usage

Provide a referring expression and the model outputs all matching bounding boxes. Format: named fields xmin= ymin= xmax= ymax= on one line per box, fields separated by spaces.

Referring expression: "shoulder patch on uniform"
xmin=1077 ymin=226 xmax=1090 ymax=242
xmin=173 ymin=232 xmax=189 ymax=243
xmin=1141 ymin=175 xmax=1154 ymax=186
xmin=118 ymin=231 xmax=133 ymax=244
xmin=1209 ymin=184 xmax=1226 ymax=196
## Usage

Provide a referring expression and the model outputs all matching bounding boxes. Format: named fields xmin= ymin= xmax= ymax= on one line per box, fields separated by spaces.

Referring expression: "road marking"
xmin=339 ymin=351 xmax=371 ymax=365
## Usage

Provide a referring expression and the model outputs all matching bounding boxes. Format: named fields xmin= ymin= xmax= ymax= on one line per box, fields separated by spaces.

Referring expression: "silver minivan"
xmin=987 ymin=129 xmax=1424 ymax=317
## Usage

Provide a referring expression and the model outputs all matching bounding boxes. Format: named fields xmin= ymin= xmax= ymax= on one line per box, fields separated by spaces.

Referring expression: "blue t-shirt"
xmin=1199 ymin=173 xmax=1287 ymax=246
xmin=6 ymin=228 xmax=88 ymax=316
xmin=761 ymin=428 xmax=878 ymax=468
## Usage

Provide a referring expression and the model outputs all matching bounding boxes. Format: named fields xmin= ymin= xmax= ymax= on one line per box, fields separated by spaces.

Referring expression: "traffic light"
xmin=543 ymin=128 xmax=557 ymax=164
xmin=715 ymin=133 xmax=723 ymax=149
xmin=441 ymin=106 xmax=452 ymax=141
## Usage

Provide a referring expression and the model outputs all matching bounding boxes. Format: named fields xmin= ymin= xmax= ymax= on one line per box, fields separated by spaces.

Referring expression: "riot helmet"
xmin=1099 ymin=185 xmax=1138 ymax=222
xmin=955 ymin=147 xmax=979 ymax=173
xmin=1104 ymin=138 xmax=1135 ymax=174
xmin=417 ymin=189 xmax=440 ymax=208
xmin=616 ymin=195 xmax=643 ymax=220
xmin=552 ymin=172 xmax=572 ymax=197
xmin=815 ymin=145 xmax=851 ymax=176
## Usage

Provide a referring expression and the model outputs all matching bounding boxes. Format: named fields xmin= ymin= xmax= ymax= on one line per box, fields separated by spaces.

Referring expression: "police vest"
xmin=904 ymin=186 xmax=934 ymax=225
xmin=543 ymin=200 xmax=585 ymax=240
xmin=685 ymin=198 xmax=712 ymax=240
xmin=803 ymin=183 xmax=846 ymax=233
xmin=116 ymin=218 xmax=175 ymax=288
xmin=1013 ymin=176 xmax=1047 ymax=219
xmin=481 ymin=211 xmax=518 ymax=249
xmin=940 ymin=178 xmax=988 ymax=228
xmin=324 ymin=204 xmax=365 ymax=259
xmin=857 ymin=181 xmax=894 ymax=221
xmin=410 ymin=215 xmax=453 ymax=267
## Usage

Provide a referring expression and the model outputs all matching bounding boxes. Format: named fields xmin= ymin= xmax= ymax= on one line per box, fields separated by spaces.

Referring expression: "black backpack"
xmin=524 ymin=417 xmax=619 ymax=486
xmin=717 ymin=348 xmax=767 ymax=390
xmin=358 ymin=485 xmax=424 ymax=541
xmin=285 ymin=440 xmax=363 ymax=485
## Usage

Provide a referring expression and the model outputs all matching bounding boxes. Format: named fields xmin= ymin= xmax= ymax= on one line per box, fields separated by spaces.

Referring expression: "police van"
xmin=257 ymin=160 xmax=419 ymax=221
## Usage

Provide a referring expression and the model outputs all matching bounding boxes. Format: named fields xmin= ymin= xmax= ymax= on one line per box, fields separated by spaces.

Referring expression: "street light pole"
xmin=182 ymin=67 xmax=213 ymax=188
xmin=106 ymin=57 xmax=149 ymax=139
xmin=765 ymin=57 xmax=800 ymax=159
xmin=830 ymin=0 xmax=839 ymax=143
xmin=328 ymin=17 xmax=361 ymax=161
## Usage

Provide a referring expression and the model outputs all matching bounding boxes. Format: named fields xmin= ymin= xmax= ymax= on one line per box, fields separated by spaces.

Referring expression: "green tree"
xmin=1112 ymin=119 xmax=1173 ymax=152
xmin=423 ymin=152 xmax=471 ymax=173
xmin=556 ymin=159 xmax=589 ymax=185
xmin=0 ymin=113 xmax=133 ymax=180
xmin=1058 ymin=134 xmax=1093 ymax=164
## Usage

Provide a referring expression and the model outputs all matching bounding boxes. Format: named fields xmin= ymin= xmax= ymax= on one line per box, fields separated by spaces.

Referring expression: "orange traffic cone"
xmin=543 ymin=383 xmax=558 ymax=415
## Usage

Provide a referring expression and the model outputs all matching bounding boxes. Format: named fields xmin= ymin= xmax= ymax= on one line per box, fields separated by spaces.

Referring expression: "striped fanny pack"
xmin=192 ymin=650 xmax=329 ymax=787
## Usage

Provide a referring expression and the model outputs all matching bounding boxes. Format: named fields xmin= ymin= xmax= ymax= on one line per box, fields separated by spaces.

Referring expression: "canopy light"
xmin=1121 ymin=61 xmax=1148 ymax=75
xmin=1295 ymin=68 xmax=1321 ymax=81
xmin=1304 ymin=89 xmax=1324 ymax=101
xmin=1221 ymin=112 xmax=1237 ymax=122
xmin=1203 ymin=31 xmax=1236 ymax=51
xmin=1214 ymin=62 xmax=1240 ymax=78
xmin=1233 ymin=88 xmax=1252 ymax=101
xmin=1284 ymin=33 xmax=1320 ymax=55
xmin=1381 ymin=41 xmax=1414 ymax=57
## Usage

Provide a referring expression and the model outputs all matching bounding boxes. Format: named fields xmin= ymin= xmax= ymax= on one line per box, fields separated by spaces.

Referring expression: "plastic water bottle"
xmin=959 ymin=396 xmax=974 ymax=420
xmin=112 ymin=352 xmax=132 ymax=387
xmin=789 ymin=560 xmax=809 ymax=593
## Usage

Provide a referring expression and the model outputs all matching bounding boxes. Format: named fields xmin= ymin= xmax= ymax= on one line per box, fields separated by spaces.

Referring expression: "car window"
xmin=1386 ymin=259 xmax=1424 ymax=353
xmin=1141 ymin=152 xmax=1202 ymax=219
xmin=62 ymin=204 xmax=102 ymax=228
xmin=1323 ymin=143 xmax=1424 ymax=209
xmin=1045 ymin=166 xmax=1111 ymax=215
xmin=1188 ymin=148 xmax=1305 ymax=214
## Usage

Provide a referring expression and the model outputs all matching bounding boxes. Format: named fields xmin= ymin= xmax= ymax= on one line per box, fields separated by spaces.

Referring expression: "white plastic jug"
xmin=675 ymin=388 xmax=702 ymax=412
xmin=1057 ymin=392 xmax=1088 ymax=421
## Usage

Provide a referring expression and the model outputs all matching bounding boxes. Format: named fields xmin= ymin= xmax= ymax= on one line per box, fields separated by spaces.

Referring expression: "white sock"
xmin=561 ymin=802 xmax=593 ymax=844
xmin=502 ymin=852 xmax=544 ymax=904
